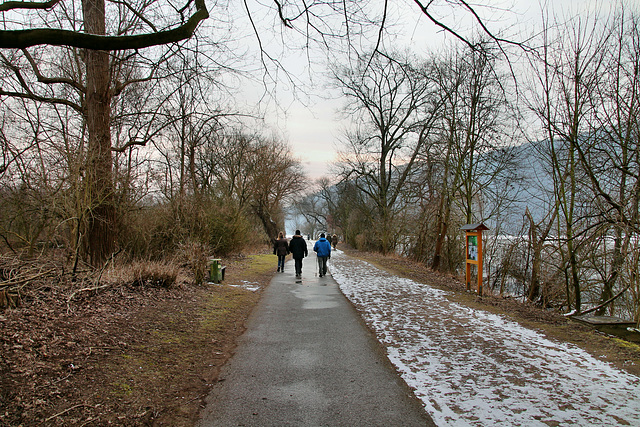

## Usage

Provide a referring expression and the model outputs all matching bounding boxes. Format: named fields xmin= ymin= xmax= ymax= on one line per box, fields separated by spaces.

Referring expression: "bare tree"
xmin=580 ymin=12 xmax=640 ymax=315
xmin=0 ymin=0 xmax=208 ymax=50
xmin=0 ymin=0 xmax=209 ymax=264
xmin=200 ymin=129 xmax=306 ymax=242
xmin=293 ymin=178 xmax=335 ymax=236
xmin=427 ymin=41 xmax=518 ymax=271
xmin=526 ymin=8 xmax=640 ymax=316
xmin=333 ymin=50 xmax=441 ymax=253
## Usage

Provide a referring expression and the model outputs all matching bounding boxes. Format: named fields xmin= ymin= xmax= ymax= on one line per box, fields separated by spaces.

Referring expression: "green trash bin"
xmin=209 ymin=258 xmax=225 ymax=283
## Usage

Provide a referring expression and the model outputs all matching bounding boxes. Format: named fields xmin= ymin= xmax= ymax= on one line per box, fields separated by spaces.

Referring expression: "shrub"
xmin=131 ymin=261 xmax=179 ymax=288
xmin=119 ymin=195 xmax=262 ymax=260
xmin=176 ymin=240 xmax=210 ymax=285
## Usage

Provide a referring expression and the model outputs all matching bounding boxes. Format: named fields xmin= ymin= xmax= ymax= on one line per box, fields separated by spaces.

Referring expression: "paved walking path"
xmin=197 ymin=243 xmax=433 ymax=426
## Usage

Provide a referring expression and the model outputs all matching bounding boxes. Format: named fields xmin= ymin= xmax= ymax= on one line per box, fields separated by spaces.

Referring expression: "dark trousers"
xmin=277 ymin=255 xmax=286 ymax=271
xmin=317 ymin=256 xmax=328 ymax=276
xmin=294 ymin=257 xmax=303 ymax=276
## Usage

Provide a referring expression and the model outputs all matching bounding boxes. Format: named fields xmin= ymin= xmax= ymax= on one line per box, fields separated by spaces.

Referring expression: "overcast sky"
xmin=234 ymin=0 xmax=640 ymax=181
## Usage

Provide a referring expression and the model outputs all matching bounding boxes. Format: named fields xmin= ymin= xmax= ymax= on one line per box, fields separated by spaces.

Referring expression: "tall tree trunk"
xmin=431 ymin=195 xmax=450 ymax=271
xmin=379 ymin=205 xmax=392 ymax=255
xmin=596 ymin=228 xmax=628 ymax=316
xmin=526 ymin=210 xmax=541 ymax=303
xmin=526 ymin=208 xmax=557 ymax=304
xmin=568 ymin=241 xmax=581 ymax=313
xmin=254 ymin=202 xmax=279 ymax=243
xmin=83 ymin=0 xmax=116 ymax=266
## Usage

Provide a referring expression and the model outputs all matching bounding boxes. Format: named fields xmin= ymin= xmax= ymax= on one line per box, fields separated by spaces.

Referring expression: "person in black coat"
xmin=273 ymin=232 xmax=289 ymax=272
xmin=288 ymin=230 xmax=308 ymax=278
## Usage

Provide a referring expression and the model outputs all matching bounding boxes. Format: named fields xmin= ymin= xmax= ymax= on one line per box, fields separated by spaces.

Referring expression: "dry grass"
xmin=177 ymin=241 xmax=210 ymax=285
xmin=130 ymin=261 xmax=180 ymax=288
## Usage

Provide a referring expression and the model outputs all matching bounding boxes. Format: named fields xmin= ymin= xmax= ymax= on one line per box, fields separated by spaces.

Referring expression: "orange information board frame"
xmin=461 ymin=223 xmax=489 ymax=296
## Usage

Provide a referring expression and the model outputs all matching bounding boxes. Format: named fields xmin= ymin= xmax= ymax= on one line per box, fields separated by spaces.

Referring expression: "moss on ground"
xmin=243 ymin=253 xmax=278 ymax=277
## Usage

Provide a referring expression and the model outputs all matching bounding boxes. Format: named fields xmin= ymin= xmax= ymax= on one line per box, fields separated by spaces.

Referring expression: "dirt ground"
xmin=0 ymin=251 xmax=277 ymax=426
xmin=2 ymin=246 xmax=640 ymax=426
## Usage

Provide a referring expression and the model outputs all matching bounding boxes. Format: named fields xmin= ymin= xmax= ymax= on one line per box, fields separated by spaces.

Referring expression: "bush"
xmin=119 ymin=195 xmax=262 ymax=260
xmin=131 ymin=261 xmax=179 ymax=288
xmin=176 ymin=240 xmax=209 ymax=285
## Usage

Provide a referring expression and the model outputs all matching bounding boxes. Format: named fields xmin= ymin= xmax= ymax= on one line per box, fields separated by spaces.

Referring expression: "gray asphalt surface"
xmin=197 ymin=244 xmax=434 ymax=426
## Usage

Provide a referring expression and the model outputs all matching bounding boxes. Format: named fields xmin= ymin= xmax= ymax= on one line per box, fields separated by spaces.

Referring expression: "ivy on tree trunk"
xmin=83 ymin=0 xmax=115 ymax=266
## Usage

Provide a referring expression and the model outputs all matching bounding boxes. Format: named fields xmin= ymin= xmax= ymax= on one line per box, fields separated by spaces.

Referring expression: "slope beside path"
xmin=330 ymin=249 xmax=640 ymax=426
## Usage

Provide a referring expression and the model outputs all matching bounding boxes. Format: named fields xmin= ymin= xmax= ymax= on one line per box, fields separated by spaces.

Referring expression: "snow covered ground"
xmin=329 ymin=249 xmax=640 ymax=426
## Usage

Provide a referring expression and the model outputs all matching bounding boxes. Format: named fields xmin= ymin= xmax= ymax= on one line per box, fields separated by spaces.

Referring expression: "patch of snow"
xmin=227 ymin=281 xmax=261 ymax=292
xmin=330 ymin=251 xmax=640 ymax=426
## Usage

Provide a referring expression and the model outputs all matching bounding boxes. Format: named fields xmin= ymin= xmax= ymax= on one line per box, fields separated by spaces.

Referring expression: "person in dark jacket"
xmin=313 ymin=233 xmax=332 ymax=277
xmin=288 ymin=230 xmax=308 ymax=278
xmin=273 ymin=231 xmax=289 ymax=272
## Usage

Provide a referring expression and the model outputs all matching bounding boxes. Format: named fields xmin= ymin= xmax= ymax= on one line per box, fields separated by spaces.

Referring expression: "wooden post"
xmin=461 ymin=224 xmax=489 ymax=296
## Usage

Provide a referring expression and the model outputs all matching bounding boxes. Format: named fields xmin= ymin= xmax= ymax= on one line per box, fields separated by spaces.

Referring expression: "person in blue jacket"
xmin=313 ymin=233 xmax=332 ymax=277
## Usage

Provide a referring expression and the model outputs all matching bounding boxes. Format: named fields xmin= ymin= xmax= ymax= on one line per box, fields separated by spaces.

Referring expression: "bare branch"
xmin=111 ymin=70 xmax=155 ymax=97
xmin=0 ymin=0 xmax=60 ymax=12
xmin=573 ymin=284 xmax=631 ymax=316
xmin=0 ymin=88 xmax=83 ymax=111
xmin=111 ymin=138 xmax=147 ymax=153
xmin=0 ymin=0 xmax=208 ymax=50
xmin=458 ymin=0 xmax=532 ymax=51
xmin=273 ymin=0 xmax=293 ymax=28
xmin=366 ymin=0 xmax=388 ymax=70
xmin=0 ymin=52 xmax=83 ymax=111
xmin=412 ymin=0 xmax=532 ymax=54
xmin=412 ymin=0 xmax=477 ymax=50
xmin=107 ymin=0 xmax=158 ymax=32
xmin=21 ymin=49 xmax=86 ymax=92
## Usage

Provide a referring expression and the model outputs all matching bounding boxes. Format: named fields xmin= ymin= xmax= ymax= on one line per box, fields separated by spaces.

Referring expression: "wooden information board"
xmin=461 ymin=223 xmax=489 ymax=296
